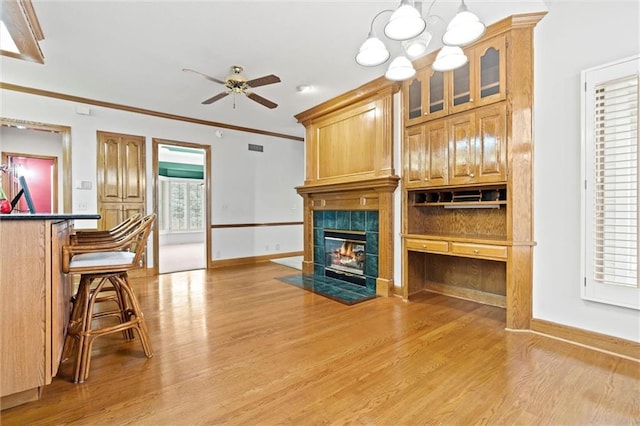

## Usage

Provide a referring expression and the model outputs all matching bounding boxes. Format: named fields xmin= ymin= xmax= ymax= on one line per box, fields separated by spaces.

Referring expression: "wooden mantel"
xmin=295 ymin=78 xmax=400 ymax=297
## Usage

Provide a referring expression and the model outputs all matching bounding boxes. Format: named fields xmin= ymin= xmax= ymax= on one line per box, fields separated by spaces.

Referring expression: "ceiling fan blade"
xmin=246 ymin=74 xmax=281 ymax=88
xmin=183 ymin=68 xmax=226 ymax=85
xmin=202 ymin=92 xmax=229 ymax=105
xmin=246 ymin=92 xmax=278 ymax=109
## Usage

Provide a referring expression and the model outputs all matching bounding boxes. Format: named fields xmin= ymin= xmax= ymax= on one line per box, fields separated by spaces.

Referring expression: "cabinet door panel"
xmin=425 ymin=120 xmax=448 ymax=186
xmin=449 ymin=57 xmax=476 ymax=114
xmin=426 ymin=68 xmax=448 ymax=120
xmin=50 ymin=220 xmax=71 ymax=380
xmin=406 ymin=74 xmax=424 ymax=122
xmin=476 ymin=104 xmax=507 ymax=183
xmin=475 ymin=35 xmax=507 ymax=107
xmin=448 ymin=114 xmax=476 ymax=185
xmin=404 ymin=126 xmax=425 ymax=188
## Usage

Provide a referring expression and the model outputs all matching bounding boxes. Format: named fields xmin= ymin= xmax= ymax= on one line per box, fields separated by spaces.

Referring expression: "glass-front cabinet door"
xmin=404 ymin=67 xmax=449 ymax=126
xmin=447 ymin=34 xmax=506 ymax=114
xmin=449 ymin=52 xmax=476 ymax=114
xmin=426 ymin=68 xmax=448 ymax=120
xmin=405 ymin=72 xmax=424 ymax=125
xmin=474 ymin=34 xmax=506 ymax=107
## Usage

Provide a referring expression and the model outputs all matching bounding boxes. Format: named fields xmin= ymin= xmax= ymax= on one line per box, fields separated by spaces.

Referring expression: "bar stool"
xmin=62 ymin=213 xmax=155 ymax=383
xmin=70 ymin=213 xmax=144 ymax=329
xmin=71 ymin=213 xmax=142 ymax=245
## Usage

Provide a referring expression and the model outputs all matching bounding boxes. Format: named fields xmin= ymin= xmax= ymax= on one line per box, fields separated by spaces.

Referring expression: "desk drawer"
xmin=405 ymin=238 xmax=449 ymax=253
xmin=450 ymin=242 xmax=507 ymax=260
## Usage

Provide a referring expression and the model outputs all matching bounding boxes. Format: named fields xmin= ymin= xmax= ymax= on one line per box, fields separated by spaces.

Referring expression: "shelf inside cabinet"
xmin=410 ymin=186 xmax=507 ymax=208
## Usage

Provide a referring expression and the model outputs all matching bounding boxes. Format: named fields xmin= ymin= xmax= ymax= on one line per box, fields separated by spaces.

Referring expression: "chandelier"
xmin=355 ymin=0 xmax=486 ymax=81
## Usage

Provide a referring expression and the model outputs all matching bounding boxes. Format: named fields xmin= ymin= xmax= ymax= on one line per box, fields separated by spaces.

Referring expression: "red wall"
xmin=12 ymin=157 xmax=53 ymax=214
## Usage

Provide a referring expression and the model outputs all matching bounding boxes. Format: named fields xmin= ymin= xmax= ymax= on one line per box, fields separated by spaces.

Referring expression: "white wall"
xmin=534 ymin=1 xmax=640 ymax=342
xmin=0 ymin=89 xmax=305 ymax=264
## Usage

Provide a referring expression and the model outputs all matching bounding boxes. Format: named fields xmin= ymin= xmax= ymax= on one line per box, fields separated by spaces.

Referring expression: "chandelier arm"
xmin=426 ymin=0 xmax=437 ymax=18
xmin=368 ymin=9 xmax=395 ymax=35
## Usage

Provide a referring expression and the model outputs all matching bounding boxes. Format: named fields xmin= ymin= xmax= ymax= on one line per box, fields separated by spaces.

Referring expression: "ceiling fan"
xmin=183 ymin=65 xmax=281 ymax=109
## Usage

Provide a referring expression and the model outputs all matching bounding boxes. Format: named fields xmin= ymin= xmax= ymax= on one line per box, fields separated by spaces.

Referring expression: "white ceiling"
xmin=0 ymin=0 xmax=549 ymax=139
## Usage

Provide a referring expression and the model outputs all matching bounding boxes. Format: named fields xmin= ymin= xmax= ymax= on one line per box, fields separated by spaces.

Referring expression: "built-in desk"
xmin=0 ymin=214 xmax=99 ymax=409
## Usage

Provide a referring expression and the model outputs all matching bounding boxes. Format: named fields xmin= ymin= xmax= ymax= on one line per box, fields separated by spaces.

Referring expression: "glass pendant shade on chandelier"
xmin=442 ymin=0 xmax=486 ymax=46
xmin=355 ymin=0 xmax=486 ymax=81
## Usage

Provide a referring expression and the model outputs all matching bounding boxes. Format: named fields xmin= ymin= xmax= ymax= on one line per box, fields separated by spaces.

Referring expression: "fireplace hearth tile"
xmin=276 ymin=274 xmax=376 ymax=305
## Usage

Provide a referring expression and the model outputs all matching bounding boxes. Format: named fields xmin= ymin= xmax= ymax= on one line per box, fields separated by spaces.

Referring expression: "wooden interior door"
xmin=96 ymin=131 xmax=145 ymax=231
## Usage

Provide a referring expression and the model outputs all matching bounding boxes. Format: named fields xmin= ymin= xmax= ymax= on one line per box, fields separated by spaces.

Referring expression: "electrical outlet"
xmin=77 ymin=202 xmax=88 ymax=211
xmin=275 ymin=243 xmax=280 ymax=250
xmin=265 ymin=245 xmax=269 ymax=251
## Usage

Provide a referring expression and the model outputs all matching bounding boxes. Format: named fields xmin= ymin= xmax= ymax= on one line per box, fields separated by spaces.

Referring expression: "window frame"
xmin=159 ymin=175 xmax=205 ymax=234
xmin=581 ymin=54 xmax=640 ymax=310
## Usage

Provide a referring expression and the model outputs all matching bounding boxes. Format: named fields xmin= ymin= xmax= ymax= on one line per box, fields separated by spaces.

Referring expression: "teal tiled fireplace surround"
xmin=313 ymin=210 xmax=379 ymax=293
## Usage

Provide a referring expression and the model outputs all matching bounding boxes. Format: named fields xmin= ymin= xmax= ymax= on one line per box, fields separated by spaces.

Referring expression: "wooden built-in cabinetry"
xmin=401 ymin=13 xmax=544 ymax=330
xmin=0 ymin=215 xmax=98 ymax=409
xmin=404 ymin=34 xmax=507 ymax=125
xmin=295 ymin=78 xmax=400 ymax=296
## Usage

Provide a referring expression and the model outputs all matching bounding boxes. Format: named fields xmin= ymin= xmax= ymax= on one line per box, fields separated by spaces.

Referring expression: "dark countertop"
xmin=0 ymin=213 xmax=100 ymax=221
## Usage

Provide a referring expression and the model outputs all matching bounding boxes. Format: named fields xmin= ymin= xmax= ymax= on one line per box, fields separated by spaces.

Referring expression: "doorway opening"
xmin=0 ymin=119 xmax=72 ymax=213
xmin=2 ymin=153 xmax=57 ymax=213
xmin=153 ymin=139 xmax=211 ymax=274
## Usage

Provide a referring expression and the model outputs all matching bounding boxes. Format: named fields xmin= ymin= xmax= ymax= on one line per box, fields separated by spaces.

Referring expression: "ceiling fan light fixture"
xmin=355 ymin=34 xmax=390 ymax=66
xmin=442 ymin=0 xmax=486 ymax=46
xmin=432 ymin=46 xmax=468 ymax=72
xmin=385 ymin=55 xmax=416 ymax=81
xmin=384 ymin=0 xmax=426 ymax=41
xmin=403 ymin=29 xmax=433 ymax=59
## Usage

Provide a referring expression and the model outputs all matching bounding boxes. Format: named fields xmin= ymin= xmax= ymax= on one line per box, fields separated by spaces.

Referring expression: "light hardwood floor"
xmin=2 ymin=263 xmax=638 ymax=425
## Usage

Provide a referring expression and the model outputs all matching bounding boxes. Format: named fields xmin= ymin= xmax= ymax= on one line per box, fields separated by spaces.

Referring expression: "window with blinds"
xmin=583 ymin=55 xmax=640 ymax=310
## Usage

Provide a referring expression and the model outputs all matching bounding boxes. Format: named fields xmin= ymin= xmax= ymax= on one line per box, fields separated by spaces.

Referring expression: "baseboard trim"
xmin=209 ymin=251 xmax=303 ymax=269
xmin=530 ymin=318 xmax=640 ymax=362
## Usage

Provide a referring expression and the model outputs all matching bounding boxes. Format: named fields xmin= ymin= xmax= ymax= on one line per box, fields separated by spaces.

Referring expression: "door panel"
xmin=122 ymin=138 xmax=145 ymax=203
xmin=405 ymin=126 xmax=425 ymax=187
xmin=425 ymin=120 xmax=448 ymax=186
xmin=448 ymin=113 xmax=476 ymax=185
xmin=476 ymin=104 xmax=507 ymax=183
xmin=98 ymin=136 xmax=122 ymax=202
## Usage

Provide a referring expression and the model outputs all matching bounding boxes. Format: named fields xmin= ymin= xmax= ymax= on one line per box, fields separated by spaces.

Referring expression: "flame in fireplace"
xmin=340 ymin=242 xmax=354 ymax=257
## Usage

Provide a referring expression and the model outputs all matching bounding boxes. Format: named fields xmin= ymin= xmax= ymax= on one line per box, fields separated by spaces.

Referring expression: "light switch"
xmin=75 ymin=180 xmax=92 ymax=190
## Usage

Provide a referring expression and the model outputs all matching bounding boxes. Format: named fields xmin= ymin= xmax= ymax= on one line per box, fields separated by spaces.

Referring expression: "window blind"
xmin=582 ymin=55 xmax=640 ymax=309
xmin=593 ymin=75 xmax=639 ymax=289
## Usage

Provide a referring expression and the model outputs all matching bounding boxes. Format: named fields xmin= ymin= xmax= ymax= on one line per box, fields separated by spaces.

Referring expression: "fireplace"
xmin=324 ymin=230 xmax=366 ymax=286
xmin=312 ymin=210 xmax=379 ymax=292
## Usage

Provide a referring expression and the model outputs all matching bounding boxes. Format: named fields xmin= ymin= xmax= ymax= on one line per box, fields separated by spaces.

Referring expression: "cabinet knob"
xmin=422 ymin=244 xmax=427 ymax=248
xmin=469 ymin=173 xmax=475 ymax=178
xmin=473 ymin=249 xmax=479 ymax=254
